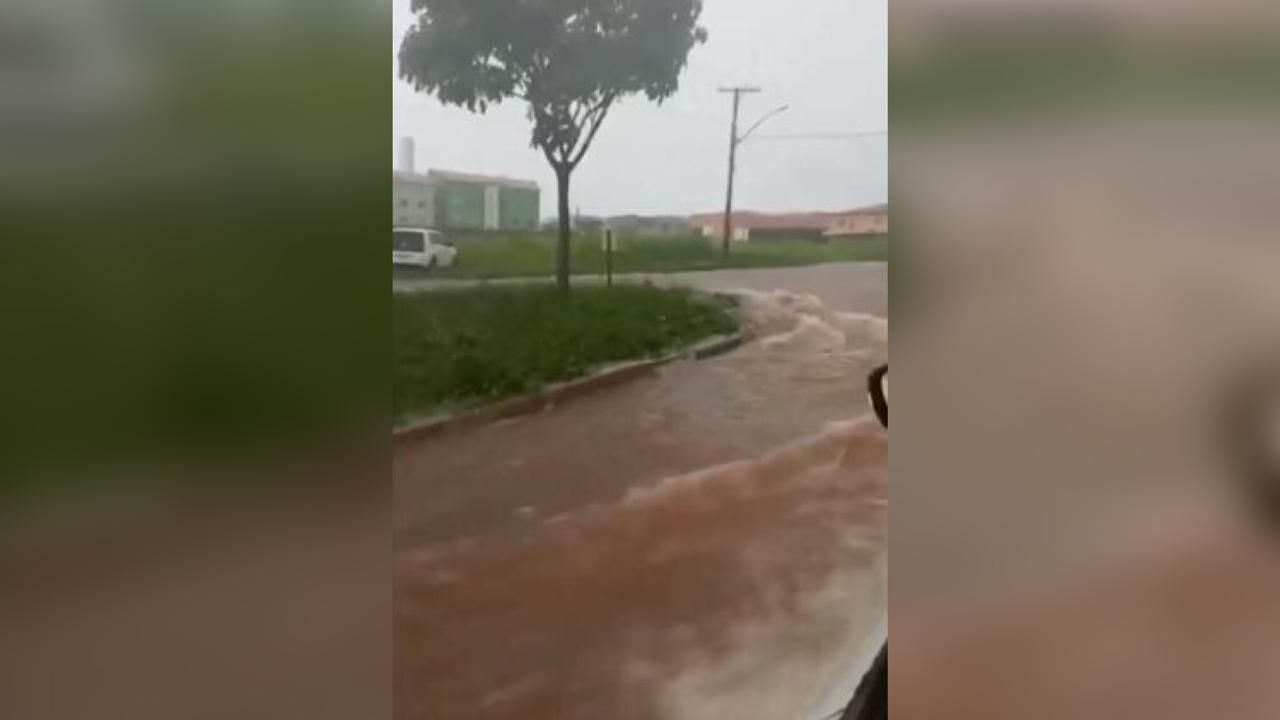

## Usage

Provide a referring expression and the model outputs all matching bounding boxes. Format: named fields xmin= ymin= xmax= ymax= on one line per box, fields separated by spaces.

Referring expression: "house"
xmin=689 ymin=211 xmax=835 ymax=242
xmin=543 ymin=213 xmax=604 ymax=231
xmin=824 ymin=204 xmax=889 ymax=237
xmin=604 ymin=215 xmax=694 ymax=237
xmin=689 ymin=205 xmax=889 ymax=242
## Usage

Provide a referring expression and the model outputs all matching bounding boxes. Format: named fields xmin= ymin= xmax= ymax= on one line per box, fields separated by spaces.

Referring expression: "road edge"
xmin=392 ymin=331 xmax=746 ymax=445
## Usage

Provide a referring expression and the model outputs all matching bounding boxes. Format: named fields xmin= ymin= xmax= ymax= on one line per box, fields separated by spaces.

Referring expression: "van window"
xmin=393 ymin=231 xmax=425 ymax=253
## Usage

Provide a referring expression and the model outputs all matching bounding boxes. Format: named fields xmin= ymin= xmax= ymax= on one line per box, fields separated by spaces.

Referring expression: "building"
xmin=428 ymin=170 xmax=540 ymax=232
xmin=393 ymin=170 xmax=541 ymax=231
xmin=689 ymin=205 xmax=889 ymax=242
xmin=394 ymin=171 xmax=436 ymax=229
xmin=393 ymin=137 xmax=540 ymax=231
xmin=603 ymin=215 xmax=694 ymax=238
xmin=689 ymin=211 xmax=833 ymax=242
xmin=824 ymin=204 xmax=889 ymax=237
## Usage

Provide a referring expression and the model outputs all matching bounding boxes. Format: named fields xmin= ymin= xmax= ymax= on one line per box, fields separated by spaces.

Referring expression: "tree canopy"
xmin=399 ymin=0 xmax=707 ymax=171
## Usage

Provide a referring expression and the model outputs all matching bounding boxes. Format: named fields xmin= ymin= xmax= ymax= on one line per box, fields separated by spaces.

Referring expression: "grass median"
xmin=403 ymin=232 xmax=887 ymax=281
xmin=394 ymin=284 xmax=738 ymax=424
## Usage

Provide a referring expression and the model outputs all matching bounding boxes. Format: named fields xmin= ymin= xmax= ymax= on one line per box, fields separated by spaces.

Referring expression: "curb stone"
xmin=393 ymin=332 xmax=746 ymax=444
xmin=689 ymin=333 xmax=744 ymax=360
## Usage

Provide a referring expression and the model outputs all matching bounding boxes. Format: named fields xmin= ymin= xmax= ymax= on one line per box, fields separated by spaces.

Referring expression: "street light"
xmin=721 ymin=103 xmax=790 ymax=257
xmin=739 ymin=105 xmax=790 ymax=145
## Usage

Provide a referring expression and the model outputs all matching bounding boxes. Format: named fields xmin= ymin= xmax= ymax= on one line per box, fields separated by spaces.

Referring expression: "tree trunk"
xmin=555 ymin=166 xmax=572 ymax=292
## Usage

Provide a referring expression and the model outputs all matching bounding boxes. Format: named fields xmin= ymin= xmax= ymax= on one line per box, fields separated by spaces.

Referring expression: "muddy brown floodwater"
xmin=394 ymin=274 xmax=889 ymax=720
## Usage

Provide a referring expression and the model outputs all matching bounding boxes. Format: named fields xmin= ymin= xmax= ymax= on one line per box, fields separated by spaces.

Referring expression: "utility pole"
xmin=718 ymin=89 xmax=788 ymax=258
xmin=719 ymin=86 xmax=759 ymax=258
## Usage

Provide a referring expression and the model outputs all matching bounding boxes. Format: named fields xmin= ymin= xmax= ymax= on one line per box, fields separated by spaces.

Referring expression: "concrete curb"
xmin=393 ymin=332 xmax=745 ymax=444
xmin=688 ymin=333 xmax=742 ymax=360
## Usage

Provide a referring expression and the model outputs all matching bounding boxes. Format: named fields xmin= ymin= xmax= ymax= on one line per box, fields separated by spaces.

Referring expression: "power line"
xmin=754 ymin=130 xmax=888 ymax=141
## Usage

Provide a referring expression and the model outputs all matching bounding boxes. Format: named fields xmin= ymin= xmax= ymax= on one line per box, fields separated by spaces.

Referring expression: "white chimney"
xmin=399 ymin=136 xmax=416 ymax=174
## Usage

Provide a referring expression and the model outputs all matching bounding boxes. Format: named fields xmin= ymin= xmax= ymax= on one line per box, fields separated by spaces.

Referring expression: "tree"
xmin=399 ymin=0 xmax=707 ymax=291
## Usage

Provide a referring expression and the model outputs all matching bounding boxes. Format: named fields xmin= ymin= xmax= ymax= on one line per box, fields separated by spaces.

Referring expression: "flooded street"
xmin=394 ymin=265 xmax=888 ymax=720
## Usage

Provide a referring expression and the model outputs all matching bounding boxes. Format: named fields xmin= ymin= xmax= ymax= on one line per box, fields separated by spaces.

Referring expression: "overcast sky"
xmin=392 ymin=0 xmax=886 ymax=218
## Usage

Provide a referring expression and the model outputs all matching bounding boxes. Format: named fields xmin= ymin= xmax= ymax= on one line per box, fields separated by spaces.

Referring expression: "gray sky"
xmin=392 ymin=0 xmax=886 ymax=218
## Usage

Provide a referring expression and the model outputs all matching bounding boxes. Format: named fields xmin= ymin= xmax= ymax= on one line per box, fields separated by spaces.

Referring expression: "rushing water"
xmin=394 ymin=289 xmax=888 ymax=720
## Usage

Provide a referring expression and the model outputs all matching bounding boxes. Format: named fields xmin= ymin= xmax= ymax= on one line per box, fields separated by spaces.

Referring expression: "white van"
xmin=393 ymin=228 xmax=457 ymax=269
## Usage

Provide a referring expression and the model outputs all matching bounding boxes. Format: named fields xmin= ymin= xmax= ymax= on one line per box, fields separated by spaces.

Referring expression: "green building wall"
xmin=393 ymin=174 xmax=541 ymax=231
xmin=500 ymin=186 xmax=540 ymax=231
xmin=435 ymin=182 xmax=486 ymax=230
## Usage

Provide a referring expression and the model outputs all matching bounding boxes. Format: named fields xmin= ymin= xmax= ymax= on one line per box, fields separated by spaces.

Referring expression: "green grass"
xmin=394 ymin=284 xmax=738 ymax=423
xmin=414 ymin=232 xmax=887 ymax=280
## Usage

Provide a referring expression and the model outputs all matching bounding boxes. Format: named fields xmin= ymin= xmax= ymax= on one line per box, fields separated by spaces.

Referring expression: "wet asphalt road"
xmin=393 ymin=262 xmax=888 ymax=319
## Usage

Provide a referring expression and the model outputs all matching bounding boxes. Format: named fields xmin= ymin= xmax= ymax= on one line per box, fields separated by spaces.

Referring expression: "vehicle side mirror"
xmin=868 ymin=365 xmax=888 ymax=429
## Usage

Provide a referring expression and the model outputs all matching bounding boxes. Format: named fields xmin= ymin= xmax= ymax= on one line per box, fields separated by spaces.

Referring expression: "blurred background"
xmin=891 ymin=0 xmax=1280 ymax=717
xmin=8 ymin=0 xmax=1280 ymax=717
xmin=0 ymin=0 xmax=389 ymax=717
